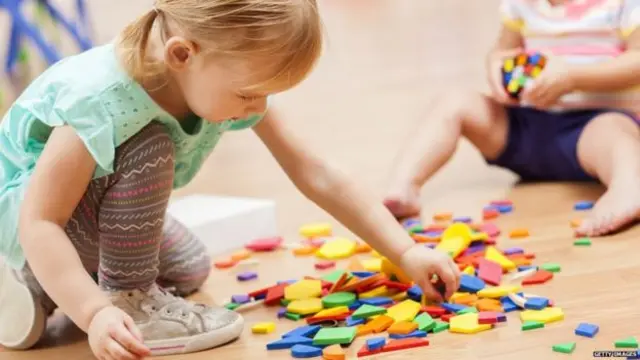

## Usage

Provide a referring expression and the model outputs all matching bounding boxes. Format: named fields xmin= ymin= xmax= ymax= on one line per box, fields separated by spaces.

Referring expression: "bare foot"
xmin=575 ymin=180 xmax=640 ymax=237
xmin=383 ymin=184 xmax=422 ymax=219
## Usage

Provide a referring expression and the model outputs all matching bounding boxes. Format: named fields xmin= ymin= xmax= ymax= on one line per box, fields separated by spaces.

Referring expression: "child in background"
xmin=0 ymin=1 xmax=459 ymax=359
xmin=384 ymin=0 xmax=640 ymax=237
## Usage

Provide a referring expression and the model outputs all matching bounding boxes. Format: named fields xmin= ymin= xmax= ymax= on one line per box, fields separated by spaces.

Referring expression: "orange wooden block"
xmin=424 ymin=224 xmax=447 ymax=232
xmin=509 ymin=228 xmax=530 ymax=238
xmin=452 ymin=293 xmax=477 ymax=306
xmin=355 ymin=242 xmax=372 ymax=253
xmin=347 ymin=258 xmax=366 ymax=272
xmin=522 ymin=269 xmax=554 ymax=285
xmin=231 ymin=249 xmax=251 ymax=261
xmin=475 ymin=298 xmax=503 ymax=312
xmin=483 ymin=208 xmax=499 ymax=220
xmin=329 ymin=272 xmax=350 ymax=293
xmin=340 ymin=273 xmax=387 ymax=293
xmin=433 ymin=212 xmax=453 ymax=221
xmin=506 ymin=254 xmax=532 ymax=266
xmin=361 ymin=315 xmax=394 ymax=334
xmin=412 ymin=233 xmax=441 ymax=243
xmin=570 ymin=218 xmax=582 ymax=228
xmin=388 ymin=321 xmax=418 ymax=335
xmin=213 ymin=258 xmax=236 ymax=269
xmin=322 ymin=344 xmax=346 ymax=360
xmin=356 ymin=325 xmax=372 ymax=337
xmin=293 ymin=245 xmax=317 ymax=256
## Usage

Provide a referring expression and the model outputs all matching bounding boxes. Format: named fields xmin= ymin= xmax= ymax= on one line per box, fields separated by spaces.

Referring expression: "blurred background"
xmin=0 ymin=0 xmax=518 ymax=237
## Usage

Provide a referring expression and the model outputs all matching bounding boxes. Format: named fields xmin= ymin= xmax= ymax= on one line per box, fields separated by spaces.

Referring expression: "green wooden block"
xmin=322 ymin=292 xmax=356 ymax=308
xmin=285 ymin=312 xmax=302 ymax=321
xmin=312 ymin=327 xmax=356 ymax=346
xmin=432 ymin=321 xmax=449 ymax=333
xmin=540 ymin=263 xmax=561 ymax=273
xmin=522 ymin=320 xmax=544 ymax=331
xmin=351 ymin=304 xmax=387 ymax=319
xmin=408 ymin=225 xmax=424 ymax=234
xmin=413 ymin=313 xmax=435 ymax=332
xmin=615 ymin=336 xmax=638 ymax=348
xmin=456 ymin=307 xmax=478 ymax=315
xmin=281 ymin=299 xmax=291 ymax=306
xmin=225 ymin=303 xmax=239 ymax=310
xmin=573 ymin=238 xmax=591 ymax=246
xmin=552 ymin=342 xmax=576 ymax=354
xmin=321 ymin=270 xmax=352 ymax=284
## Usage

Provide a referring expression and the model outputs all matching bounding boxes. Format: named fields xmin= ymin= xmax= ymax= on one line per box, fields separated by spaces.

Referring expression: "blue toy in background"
xmin=501 ymin=52 xmax=547 ymax=99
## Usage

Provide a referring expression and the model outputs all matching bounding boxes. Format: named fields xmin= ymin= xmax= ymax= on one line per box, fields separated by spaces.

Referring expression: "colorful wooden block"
xmin=315 ymin=261 xmax=336 ymax=270
xmin=485 ymin=246 xmax=516 ymax=271
xmin=475 ymin=298 xmax=503 ymax=312
xmin=345 ymin=316 xmax=365 ymax=327
xmin=573 ymin=237 xmax=592 ymax=246
xmin=293 ymin=245 xmax=317 ymax=256
xmin=387 ymin=300 xmax=421 ymax=323
xmin=388 ymin=321 xmax=418 ymax=335
xmin=382 ymin=338 xmax=429 ymax=353
xmin=570 ymin=218 xmax=582 ymax=228
xmin=351 ymin=304 xmax=387 ymax=319
xmin=422 ymin=306 xmax=447 ymax=318
xmin=477 ymin=285 xmax=521 ymax=299
xmin=252 ymin=322 xmax=276 ymax=334
xmin=540 ymin=262 xmax=561 ymax=273
xmin=432 ymin=321 xmax=450 ymax=333
xmin=322 ymin=344 xmax=345 ymax=360
xmin=361 ymin=258 xmax=383 ymax=272
xmin=267 ymin=336 xmax=314 ymax=350
xmin=520 ymin=307 xmax=564 ymax=324
xmin=361 ymin=315 xmax=395 ymax=334
xmin=413 ymin=312 xmax=436 ymax=331
xmin=300 ymin=223 xmax=332 ymax=238
xmin=316 ymin=238 xmax=356 ymax=259
xmin=312 ymin=327 xmax=357 ymax=346
xmin=245 ymin=236 xmax=283 ymax=252
xmin=381 ymin=258 xmax=412 ymax=284
xmin=389 ymin=330 xmax=427 ymax=339
xmin=449 ymin=313 xmax=492 ymax=334
xmin=524 ymin=297 xmax=549 ymax=310
xmin=237 ymin=272 xmax=258 ymax=281
xmin=509 ymin=228 xmax=529 ymax=238
xmin=574 ymin=201 xmax=594 ymax=211
xmin=321 ymin=292 xmax=356 ymax=308
xmin=314 ymin=306 xmax=349 ymax=318
xmin=433 ymin=212 xmax=453 ymax=221
xmin=231 ymin=294 xmax=250 ymax=304
xmin=575 ymin=323 xmax=599 ymax=338
xmin=552 ymin=342 xmax=576 ymax=354
xmin=359 ymin=297 xmax=393 ymax=307
xmin=287 ymin=298 xmax=324 ymax=315
xmin=478 ymin=259 xmax=503 ymax=286
xmin=291 ymin=344 xmax=323 ymax=358
xmin=231 ymin=249 xmax=251 ymax=261
xmin=615 ymin=336 xmax=638 ymax=348
xmin=459 ymin=274 xmax=486 ymax=293
xmin=283 ymin=325 xmax=322 ymax=338
xmin=285 ymin=279 xmax=322 ymax=300
xmin=478 ymin=311 xmax=504 ymax=324
xmin=521 ymin=320 xmax=544 ymax=331
xmin=214 ymin=258 xmax=236 ymax=269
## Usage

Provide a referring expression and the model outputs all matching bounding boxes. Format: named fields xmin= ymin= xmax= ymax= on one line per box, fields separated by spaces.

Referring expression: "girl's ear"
xmin=163 ymin=36 xmax=199 ymax=71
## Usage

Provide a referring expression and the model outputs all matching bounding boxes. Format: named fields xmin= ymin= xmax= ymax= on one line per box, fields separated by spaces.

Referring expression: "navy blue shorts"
xmin=487 ymin=107 xmax=638 ymax=182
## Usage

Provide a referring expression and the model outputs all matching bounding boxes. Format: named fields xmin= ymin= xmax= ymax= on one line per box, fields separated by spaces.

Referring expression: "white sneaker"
xmin=110 ymin=284 xmax=244 ymax=356
xmin=0 ymin=257 xmax=48 ymax=349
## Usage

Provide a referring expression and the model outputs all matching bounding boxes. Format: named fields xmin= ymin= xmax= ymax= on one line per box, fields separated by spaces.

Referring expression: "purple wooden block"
xmin=496 ymin=312 xmax=507 ymax=322
xmin=231 ymin=294 xmax=250 ymax=304
xmin=463 ymin=244 xmax=486 ymax=256
xmin=402 ymin=218 xmax=422 ymax=228
xmin=503 ymin=247 xmax=524 ymax=255
xmin=237 ymin=271 xmax=258 ymax=281
xmin=453 ymin=216 xmax=472 ymax=223
xmin=277 ymin=308 xmax=287 ymax=318
xmin=424 ymin=243 xmax=436 ymax=249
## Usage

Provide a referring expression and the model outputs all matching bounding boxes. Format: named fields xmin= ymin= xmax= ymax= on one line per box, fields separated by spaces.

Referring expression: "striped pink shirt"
xmin=501 ymin=0 xmax=640 ymax=111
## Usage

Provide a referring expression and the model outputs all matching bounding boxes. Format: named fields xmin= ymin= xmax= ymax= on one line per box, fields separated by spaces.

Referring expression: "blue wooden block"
xmin=575 ymin=323 xmax=599 ymax=338
xmin=348 ymin=300 xmax=362 ymax=311
xmin=278 ymin=279 xmax=298 ymax=285
xmin=351 ymin=271 xmax=375 ymax=278
xmin=497 ymin=204 xmax=513 ymax=213
xmin=407 ymin=285 xmax=423 ymax=302
xmin=254 ymin=292 xmax=267 ymax=300
xmin=459 ymin=274 xmax=485 ymax=293
xmin=359 ymin=297 xmax=393 ymax=306
xmin=402 ymin=218 xmax=421 ymax=228
xmin=267 ymin=336 xmax=314 ymax=350
xmin=345 ymin=316 xmax=365 ymax=327
xmin=517 ymin=265 xmax=537 ymax=272
xmin=441 ymin=303 xmax=467 ymax=313
xmin=291 ymin=344 xmax=323 ymax=358
xmin=524 ymin=297 xmax=549 ymax=310
xmin=389 ymin=330 xmax=428 ymax=339
xmin=500 ymin=296 xmax=519 ymax=312
xmin=366 ymin=337 xmax=386 ymax=351
xmin=496 ymin=312 xmax=507 ymax=322
xmin=237 ymin=272 xmax=258 ymax=281
xmin=453 ymin=216 xmax=472 ymax=223
xmin=282 ymin=325 xmax=321 ymax=339
xmin=574 ymin=201 xmax=594 ymax=211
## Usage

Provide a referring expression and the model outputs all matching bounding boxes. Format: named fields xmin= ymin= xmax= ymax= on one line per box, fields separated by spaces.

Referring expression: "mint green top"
xmin=0 ymin=43 xmax=266 ymax=269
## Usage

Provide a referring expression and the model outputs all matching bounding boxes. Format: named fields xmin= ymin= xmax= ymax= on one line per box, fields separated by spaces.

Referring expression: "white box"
xmin=167 ymin=194 xmax=278 ymax=256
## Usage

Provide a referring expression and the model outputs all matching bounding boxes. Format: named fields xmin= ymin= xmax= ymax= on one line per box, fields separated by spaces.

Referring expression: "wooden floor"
xmin=3 ymin=0 xmax=640 ymax=359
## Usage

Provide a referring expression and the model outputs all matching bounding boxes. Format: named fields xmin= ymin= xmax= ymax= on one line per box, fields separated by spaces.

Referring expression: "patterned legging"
xmin=24 ymin=121 xmax=211 ymax=309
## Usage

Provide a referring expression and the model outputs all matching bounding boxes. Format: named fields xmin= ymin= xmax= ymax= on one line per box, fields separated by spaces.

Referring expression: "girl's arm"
xmin=19 ymin=126 xmax=111 ymax=332
xmin=569 ymin=30 xmax=640 ymax=92
xmin=253 ymin=109 xmax=459 ymax=298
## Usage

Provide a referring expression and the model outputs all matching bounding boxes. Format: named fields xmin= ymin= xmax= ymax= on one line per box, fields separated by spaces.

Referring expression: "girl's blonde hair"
xmin=118 ymin=0 xmax=323 ymax=93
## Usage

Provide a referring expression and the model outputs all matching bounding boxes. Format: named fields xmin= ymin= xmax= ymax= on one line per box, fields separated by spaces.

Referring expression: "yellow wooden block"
xmin=381 ymin=258 xmax=411 ymax=284
xmin=463 ymin=266 xmax=476 ymax=275
xmin=359 ymin=286 xmax=388 ymax=299
xmin=390 ymin=292 xmax=408 ymax=301
xmin=441 ymin=223 xmax=474 ymax=241
xmin=435 ymin=236 xmax=468 ymax=258
xmin=314 ymin=306 xmax=349 ymax=318
xmin=316 ymin=238 xmax=357 ymax=260
xmin=386 ymin=299 xmax=421 ymax=322
xmin=449 ymin=292 xmax=468 ymax=301
xmin=300 ymin=223 xmax=332 ymax=238
xmin=470 ymin=231 xmax=489 ymax=242
xmin=520 ymin=307 xmax=564 ymax=324
xmin=284 ymin=279 xmax=322 ymax=300
xmin=293 ymin=245 xmax=317 ymax=256
xmin=361 ymin=258 xmax=382 ymax=272
xmin=477 ymin=285 xmax=521 ymax=299
xmin=231 ymin=249 xmax=251 ymax=261
xmin=371 ymin=250 xmax=381 ymax=257
xmin=449 ymin=313 xmax=492 ymax=334
xmin=287 ymin=298 xmax=324 ymax=315
xmin=252 ymin=322 xmax=276 ymax=334
xmin=485 ymin=246 xmax=516 ymax=271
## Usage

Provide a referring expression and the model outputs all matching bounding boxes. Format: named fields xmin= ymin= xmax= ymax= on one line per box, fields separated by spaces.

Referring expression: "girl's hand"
xmin=399 ymin=244 xmax=460 ymax=302
xmin=521 ymin=55 xmax=575 ymax=109
xmin=486 ymin=48 xmax=523 ymax=105
xmin=88 ymin=306 xmax=151 ymax=360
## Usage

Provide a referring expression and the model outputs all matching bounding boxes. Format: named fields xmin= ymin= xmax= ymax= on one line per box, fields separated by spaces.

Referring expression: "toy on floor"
xmin=502 ymin=52 xmax=547 ymax=99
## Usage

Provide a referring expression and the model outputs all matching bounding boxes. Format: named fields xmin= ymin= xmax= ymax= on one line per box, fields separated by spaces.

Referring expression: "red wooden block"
xmin=329 ymin=272 xmax=350 ymax=293
xmin=440 ymin=313 xmax=455 ymax=322
xmin=478 ymin=312 xmax=499 ymax=324
xmin=478 ymin=259 xmax=502 ymax=286
xmin=483 ymin=208 xmax=500 ymax=220
xmin=306 ymin=313 xmax=350 ymax=324
xmin=524 ymin=253 xmax=536 ymax=259
xmin=480 ymin=223 xmax=501 ymax=237
xmin=356 ymin=279 xmax=388 ymax=294
xmin=357 ymin=344 xmax=384 ymax=358
xmin=247 ymin=286 xmax=271 ymax=299
xmin=490 ymin=200 xmax=513 ymax=206
xmin=383 ymin=280 xmax=412 ymax=292
xmin=315 ymin=261 xmax=336 ymax=270
xmin=245 ymin=236 xmax=283 ymax=252
xmin=338 ymin=273 xmax=387 ymax=293
xmin=484 ymin=237 xmax=497 ymax=245
xmin=522 ymin=269 xmax=553 ymax=285
xmin=382 ymin=338 xmax=429 ymax=353
xmin=264 ymin=283 xmax=288 ymax=306
xmin=422 ymin=306 xmax=447 ymax=318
